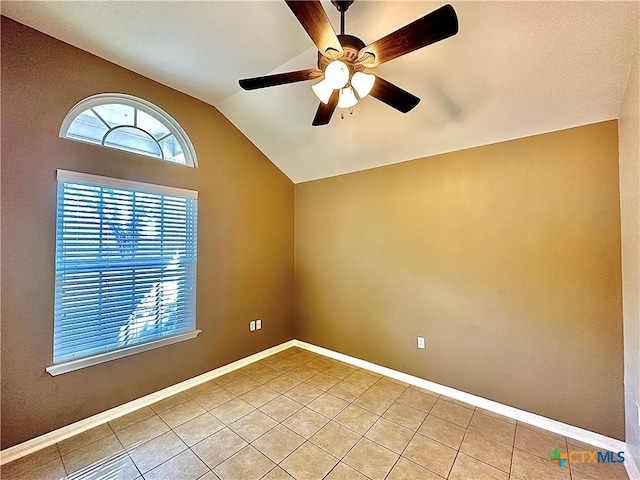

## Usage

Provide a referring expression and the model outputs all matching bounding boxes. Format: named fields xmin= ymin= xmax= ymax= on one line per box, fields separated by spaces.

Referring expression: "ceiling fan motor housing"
xmin=317 ymin=34 xmax=366 ymax=76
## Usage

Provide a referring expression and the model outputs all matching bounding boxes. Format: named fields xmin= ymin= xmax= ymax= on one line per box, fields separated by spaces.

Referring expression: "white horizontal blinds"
xmin=54 ymin=173 xmax=197 ymax=363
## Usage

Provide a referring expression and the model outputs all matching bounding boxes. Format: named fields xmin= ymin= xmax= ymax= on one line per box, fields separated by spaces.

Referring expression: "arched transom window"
xmin=60 ymin=93 xmax=197 ymax=167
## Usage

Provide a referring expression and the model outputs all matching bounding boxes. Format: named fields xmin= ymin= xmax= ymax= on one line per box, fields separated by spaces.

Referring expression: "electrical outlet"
xmin=250 ymin=321 xmax=256 ymax=331
xmin=256 ymin=319 xmax=262 ymax=330
xmin=417 ymin=336 xmax=426 ymax=349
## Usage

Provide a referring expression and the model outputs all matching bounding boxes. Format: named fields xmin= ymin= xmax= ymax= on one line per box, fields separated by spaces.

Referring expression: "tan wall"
xmin=619 ymin=46 xmax=640 ymax=462
xmin=294 ymin=121 xmax=624 ymax=440
xmin=0 ymin=17 xmax=294 ymax=449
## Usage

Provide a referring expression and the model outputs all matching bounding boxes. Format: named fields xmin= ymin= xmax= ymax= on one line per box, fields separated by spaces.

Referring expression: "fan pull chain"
xmin=340 ymin=108 xmax=355 ymax=120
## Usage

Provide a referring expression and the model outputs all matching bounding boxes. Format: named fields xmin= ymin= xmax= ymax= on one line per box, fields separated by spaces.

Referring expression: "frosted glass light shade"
xmin=311 ymin=79 xmax=335 ymax=104
xmin=352 ymin=72 xmax=376 ymax=98
xmin=337 ymin=87 xmax=358 ymax=109
xmin=324 ymin=61 xmax=350 ymax=89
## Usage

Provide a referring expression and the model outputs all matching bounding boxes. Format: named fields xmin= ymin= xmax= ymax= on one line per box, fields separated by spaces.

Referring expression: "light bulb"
xmin=324 ymin=61 xmax=349 ymax=89
xmin=337 ymin=87 xmax=358 ymax=109
xmin=311 ymin=79 xmax=335 ymax=104
xmin=352 ymin=72 xmax=376 ymax=98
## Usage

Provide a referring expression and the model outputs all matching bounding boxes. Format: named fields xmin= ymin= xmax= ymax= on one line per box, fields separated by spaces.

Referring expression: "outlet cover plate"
xmin=250 ymin=321 xmax=256 ymax=331
xmin=256 ymin=319 xmax=262 ymax=330
xmin=417 ymin=336 xmax=426 ymax=349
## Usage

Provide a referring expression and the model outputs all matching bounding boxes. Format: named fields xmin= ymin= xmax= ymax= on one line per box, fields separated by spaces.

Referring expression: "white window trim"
xmin=46 ymin=330 xmax=202 ymax=376
xmin=49 ymin=169 xmax=199 ymax=376
xmin=59 ymin=93 xmax=198 ymax=167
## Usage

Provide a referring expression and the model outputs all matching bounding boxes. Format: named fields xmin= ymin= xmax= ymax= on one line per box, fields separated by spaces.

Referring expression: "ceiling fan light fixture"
xmin=312 ymin=79 xmax=335 ymax=104
xmin=324 ymin=60 xmax=350 ymax=89
xmin=351 ymin=71 xmax=376 ymax=98
xmin=239 ymin=1 xmax=459 ymax=126
xmin=337 ymin=86 xmax=358 ymax=109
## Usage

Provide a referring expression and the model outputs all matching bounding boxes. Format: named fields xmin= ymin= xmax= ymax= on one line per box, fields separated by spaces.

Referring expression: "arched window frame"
xmin=60 ymin=93 xmax=198 ymax=167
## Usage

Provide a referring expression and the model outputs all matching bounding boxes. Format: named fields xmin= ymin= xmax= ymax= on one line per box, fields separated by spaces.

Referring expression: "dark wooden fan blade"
xmin=239 ymin=69 xmax=323 ymax=90
xmin=312 ymin=90 xmax=339 ymax=126
xmin=285 ymin=0 xmax=343 ymax=57
xmin=358 ymin=4 xmax=458 ymax=67
xmin=369 ymin=76 xmax=420 ymax=113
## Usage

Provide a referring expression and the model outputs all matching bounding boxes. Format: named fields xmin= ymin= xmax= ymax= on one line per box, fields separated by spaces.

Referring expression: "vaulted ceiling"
xmin=2 ymin=1 xmax=638 ymax=183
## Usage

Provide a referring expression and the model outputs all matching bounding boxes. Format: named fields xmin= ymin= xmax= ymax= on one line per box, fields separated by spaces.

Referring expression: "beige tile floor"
xmin=1 ymin=347 xmax=630 ymax=480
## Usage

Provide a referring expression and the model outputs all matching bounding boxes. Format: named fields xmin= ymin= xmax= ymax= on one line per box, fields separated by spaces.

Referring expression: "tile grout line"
xmin=509 ymin=425 xmax=516 ymax=478
xmin=381 ymin=400 xmax=431 ymax=480
xmin=256 ymin=356 xmax=379 ymax=479
xmin=397 ymin=400 xmax=452 ymax=479
xmin=187 ymin=351 xmax=322 ymax=478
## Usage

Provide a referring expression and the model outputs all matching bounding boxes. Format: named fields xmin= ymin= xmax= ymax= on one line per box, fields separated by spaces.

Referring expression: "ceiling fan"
xmin=239 ymin=1 xmax=459 ymax=126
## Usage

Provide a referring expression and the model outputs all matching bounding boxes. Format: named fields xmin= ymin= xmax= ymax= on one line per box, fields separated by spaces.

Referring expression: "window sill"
xmin=46 ymin=330 xmax=202 ymax=376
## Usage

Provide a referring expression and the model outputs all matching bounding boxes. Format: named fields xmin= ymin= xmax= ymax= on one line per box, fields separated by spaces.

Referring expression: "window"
xmin=47 ymin=170 xmax=199 ymax=375
xmin=60 ymin=94 xmax=197 ymax=167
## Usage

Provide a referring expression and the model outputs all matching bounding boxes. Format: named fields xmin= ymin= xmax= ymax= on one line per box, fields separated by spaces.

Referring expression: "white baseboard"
xmin=2 ymin=338 xmax=637 ymax=480
xmin=291 ymin=340 xmax=638 ymax=480
xmin=0 ymin=340 xmax=295 ymax=465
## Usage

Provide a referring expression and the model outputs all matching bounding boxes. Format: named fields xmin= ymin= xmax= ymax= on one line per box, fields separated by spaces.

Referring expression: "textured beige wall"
xmin=294 ymin=121 xmax=624 ymax=440
xmin=1 ymin=17 xmax=294 ymax=449
xmin=619 ymin=46 xmax=640 ymax=463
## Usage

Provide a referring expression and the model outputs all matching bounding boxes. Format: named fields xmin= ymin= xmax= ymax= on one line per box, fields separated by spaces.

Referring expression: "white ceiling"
xmin=2 ymin=1 xmax=638 ymax=183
